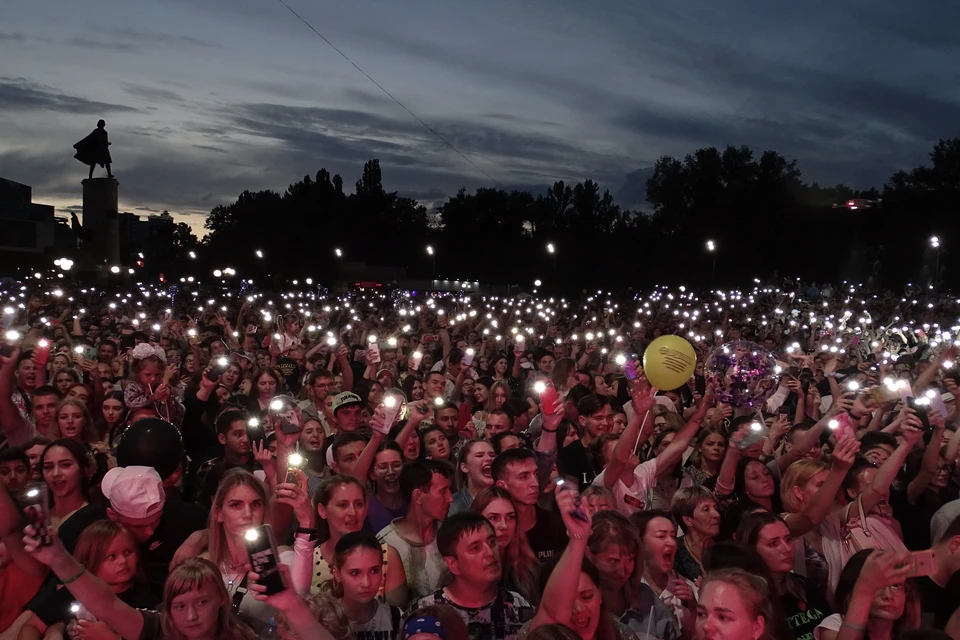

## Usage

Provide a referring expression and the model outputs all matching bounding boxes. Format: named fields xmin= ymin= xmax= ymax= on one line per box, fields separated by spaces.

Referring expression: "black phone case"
xmin=244 ymin=525 xmax=286 ymax=595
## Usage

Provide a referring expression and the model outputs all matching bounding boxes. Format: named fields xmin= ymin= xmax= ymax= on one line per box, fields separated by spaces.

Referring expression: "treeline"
xmin=171 ymin=139 xmax=959 ymax=290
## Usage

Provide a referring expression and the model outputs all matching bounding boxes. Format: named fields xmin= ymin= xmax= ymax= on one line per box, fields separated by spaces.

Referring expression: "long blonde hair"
xmin=471 ymin=486 xmax=540 ymax=605
xmin=484 ymin=381 xmax=512 ymax=413
xmin=780 ymin=459 xmax=829 ymax=513
xmin=160 ymin=558 xmax=256 ymax=640
xmin=55 ymin=398 xmax=98 ymax=443
xmin=208 ymin=469 xmax=271 ymax=566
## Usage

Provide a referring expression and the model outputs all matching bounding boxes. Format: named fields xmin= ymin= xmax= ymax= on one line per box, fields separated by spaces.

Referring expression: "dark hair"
xmin=526 ymin=623 xmax=581 ymax=640
xmin=401 ymin=374 xmax=423 ymax=400
xmin=0 ymin=446 xmax=29 ymax=468
xmin=576 ymin=393 xmax=610 ymax=418
xmin=313 ymin=475 xmax=366 ymax=542
xmin=491 ymin=447 xmax=535 ymax=482
xmin=490 ymin=431 xmax=521 ymax=455
xmin=32 ymin=385 xmax=61 ymax=401
xmin=834 ymin=549 xmax=920 ymax=635
xmin=39 ymin=439 xmax=93 ymax=501
xmin=437 ymin=511 xmax=494 ymax=558
xmin=399 ymin=459 xmax=453 ymax=503
xmin=565 ymin=384 xmax=593 ymax=413
xmin=419 ymin=424 xmax=449 ymax=460
xmin=215 ymin=409 xmax=247 ymax=436
xmin=842 ymin=456 xmax=875 ymax=502
xmin=448 ymin=348 xmax=464 ymax=366
xmin=859 ymin=431 xmax=898 ymax=453
xmin=629 ymin=509 xmax=675 ymax=538
xmin=734 ymin=458 xmax=783 ymax=512
xmin=330 ymin=433 xmax=367 ymax=465
xmin=306 ymin=369 xmax=334 ymax=387
xmin=332 ymin=531 xmax=382 ymax=571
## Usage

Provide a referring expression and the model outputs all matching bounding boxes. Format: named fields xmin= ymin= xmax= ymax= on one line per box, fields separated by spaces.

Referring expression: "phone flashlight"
xmin=828 ymin=419 xmax=839 ymax=430
xmin=270 ymin=399 xmax=284 ymax=411
xmin=434 ymin=397 xmax=444 ymax=407
xmin=534 ymin=381 xmax=547 ymax=394
xmin=247 ymin=417 xmax=260 ymax=428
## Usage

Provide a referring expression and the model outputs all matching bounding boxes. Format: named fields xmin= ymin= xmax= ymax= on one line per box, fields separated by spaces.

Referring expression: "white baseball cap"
xmin=101 ymin=466 xmax=165 ymax=520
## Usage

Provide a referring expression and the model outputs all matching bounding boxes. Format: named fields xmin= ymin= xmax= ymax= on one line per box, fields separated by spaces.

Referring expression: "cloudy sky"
xmin=1 ymin=0 xmax=957 ymax=234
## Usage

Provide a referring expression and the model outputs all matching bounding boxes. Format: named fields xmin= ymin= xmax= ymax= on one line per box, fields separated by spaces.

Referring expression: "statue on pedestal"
xmin=73 ymin=119 xmax=114 ymax=179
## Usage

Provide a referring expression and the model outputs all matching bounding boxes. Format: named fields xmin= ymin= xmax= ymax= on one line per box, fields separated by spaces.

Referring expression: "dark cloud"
xmin=0 ymin=77 xmax=138 ymax=114
xmin=0 ymin=32 xmax=26 ymax=42
xmin=68 ymin=37 xmax=141 ymax=53
xmin=120 ymin=83 xmax=184 ymax=103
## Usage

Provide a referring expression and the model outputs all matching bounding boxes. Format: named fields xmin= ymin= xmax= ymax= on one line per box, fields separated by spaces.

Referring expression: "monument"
xmin=70 ymin=120 xmax=120 ymax=273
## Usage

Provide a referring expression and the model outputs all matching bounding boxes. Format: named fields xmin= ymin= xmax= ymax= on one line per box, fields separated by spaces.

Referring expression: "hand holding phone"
xmin=244 ymin=525 xmax=287 ymax=595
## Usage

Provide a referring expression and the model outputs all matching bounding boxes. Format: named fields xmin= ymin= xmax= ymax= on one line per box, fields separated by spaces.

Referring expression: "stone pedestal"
xmin=80 ymin=178 xmax=120 ymax=269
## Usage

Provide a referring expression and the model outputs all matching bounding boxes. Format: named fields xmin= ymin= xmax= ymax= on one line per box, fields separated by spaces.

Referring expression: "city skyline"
xmin=1 ymin=0 xmax=958 ymax=235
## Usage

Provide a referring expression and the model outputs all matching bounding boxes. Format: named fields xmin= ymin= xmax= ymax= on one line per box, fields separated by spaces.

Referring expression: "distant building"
xmin=0 ymin=177 xmax=74 ymax=270
xmin=119 ymin=210 xmax=174 ymax=258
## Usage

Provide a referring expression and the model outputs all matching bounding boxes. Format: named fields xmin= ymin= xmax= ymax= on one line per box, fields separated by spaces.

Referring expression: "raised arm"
xmin=604 ymin=379 xmax=656 ymax=490
xmin=860 ymin=422 xmax=923 ymax=515
xmin=529 ymin=487 xmax=592 ymax=632
xmin=0 ymin=350 xmax=32 ymax=446
xmin=785 ymin=436 xmax=858 ymax=536
xmin=23 ymin=529 xmax=144 ymax=640
xmin=656 ymin=394 xmax=711 ymax=472
xmin=906 ymin=413 xmax=946 ymax=504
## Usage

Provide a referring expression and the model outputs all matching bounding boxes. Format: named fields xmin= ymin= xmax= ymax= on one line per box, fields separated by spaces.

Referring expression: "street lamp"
xmin=931 ymin=235 xmax=941 ymax=290
xmin=706 ymin=240 xmax=717 ymax=288
xmin=334 ymin=248 xmax=343 ymax=293
xmin=255 ymin=249 xmax=263 ymax=259
xmin=426 ymin=245 xmax=436 ymax=280
xmin=188 ymin=251 xmax=196 ymax=259
xmin=546 ymin=242 xmax=556 ymax=275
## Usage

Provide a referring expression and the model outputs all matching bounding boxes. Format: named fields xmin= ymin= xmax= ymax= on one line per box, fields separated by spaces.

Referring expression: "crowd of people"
xmin=0 ymin=276 xmax=958 ymax=640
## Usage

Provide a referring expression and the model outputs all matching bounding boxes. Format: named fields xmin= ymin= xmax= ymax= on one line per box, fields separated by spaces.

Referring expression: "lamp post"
xmin=930 ymin=236 xmax=941 ymax=290
xmin=334 ymin=248 xmax=343 ymax=294
xmin=426 ymin=245 xmax=435 ymax=281
xmin=706 ymin=240 xmax=717 ymax=288
xmin=547 ymin=242 xmax=556 ymax=276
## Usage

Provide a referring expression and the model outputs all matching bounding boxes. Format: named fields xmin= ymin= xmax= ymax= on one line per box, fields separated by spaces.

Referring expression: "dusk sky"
xmin=1 ymin=0 xmax=957 ymax=234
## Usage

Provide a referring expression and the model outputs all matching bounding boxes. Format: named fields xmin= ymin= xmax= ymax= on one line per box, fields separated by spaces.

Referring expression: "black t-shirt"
xmin=525 ymin=506 xmax=568 ymax=562
xmin=57 ymin=499 xmax=209 ymax=592
xmin=557 ymin=440 xmax=595 ymax=489
xmin=780 ymin=576 xmax=832 ymax=640
xmin=891 ymin=485 xmax=957 ymax=551
xmin=33 ymin=582 xmax=158 ymax=627
xmin=275 ymin=357 xmax=302 ymax=394
xmin=918 ymin=571 xmax=960 ymax=628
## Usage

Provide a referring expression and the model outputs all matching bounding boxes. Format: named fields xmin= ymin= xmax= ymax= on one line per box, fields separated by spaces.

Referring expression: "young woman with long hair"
xmin=816 ymin=549 xmax=920 ymax=640
xmin=449 ymin=439 xmax=495 ymax=515
xmin=203 ymin=468 xmax=313 ymax=633
xmin=681 ymin=426 xmax=726 ymax=488
xmin=319 ymin=531 xmax=402 ymax=639
xmin=96 ymin=390 xmax=129 ymax=447
xmin=470 ymin=486 xmax=540 ymax=606
xmin=737 ymin=511 xmax=833 ymax=640
xmin=39 ymin=439 xmax=93 ymax=531
xmin=309 ymin=474 xmax=408 ymax=609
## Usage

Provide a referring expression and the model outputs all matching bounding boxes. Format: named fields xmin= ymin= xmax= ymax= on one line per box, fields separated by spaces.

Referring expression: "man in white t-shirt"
xmin=595 ymin=380 xmax=711 ymax=516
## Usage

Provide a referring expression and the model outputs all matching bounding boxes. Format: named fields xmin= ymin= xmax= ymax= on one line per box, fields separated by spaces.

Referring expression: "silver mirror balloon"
xmin=704 ymin=340 xmax=781 ymax=408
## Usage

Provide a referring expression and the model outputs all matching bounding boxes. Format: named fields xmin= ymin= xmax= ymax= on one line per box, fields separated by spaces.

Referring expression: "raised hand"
xmin=555 ymin=480 xmax=591 ymax=540
xmin=831 ymin=436 xmax=860 ymax=472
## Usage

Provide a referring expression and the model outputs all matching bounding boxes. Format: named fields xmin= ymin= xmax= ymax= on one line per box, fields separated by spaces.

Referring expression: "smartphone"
xmin=381 ymin=395 xmax=403 ymax=428
xmin=624 ymin=360 xmax=639 ymax=381
xmin=278 ymin=415 xmax=301 ymax=435
xmin=118 ymin=334 xmax=135 ymax=350
xmin=463 ymin=348 xmax=475 ymax=367
xmin=284 ymin=453 xmax=303 ymax=485
xmin=367 ymin=341 xmax=381 ymax=364
xmin=354 ymin=349 xmax=367 ymax=362
xmin=555 ymin=478 xmax=589 ymax=522
xmin=206 ymin=356 xmax=229 ymax=381
xmin=737 ymin=422 xmax=769 ymax=450
xmin=422 ymin=334 xmax=437 ymax=344
xmin=906 ymin=397 xmax=931 ymax=430
xmin=540 ymin=382 xmax=561 ymax=415
xmin=0 ymin=344 xmax=15 ymax=357
xmin=409 ymin=351 xmax=422 ymax=372
xmin=788 ymin=365 xmax=800 ymax=378
xmin=778 ymin=406 xmax=791 ymax=416
xmin=905 ymin=550 xmax=937 ymax=578
xmin=243 ymin=525 xmax=287 ymax=595
xmin=19 ymin=482 xmax=51 ymax=546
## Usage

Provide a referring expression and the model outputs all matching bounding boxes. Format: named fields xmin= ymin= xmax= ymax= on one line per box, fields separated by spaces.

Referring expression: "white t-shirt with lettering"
xmin=593 ymin=458 xmax=660 ymax=516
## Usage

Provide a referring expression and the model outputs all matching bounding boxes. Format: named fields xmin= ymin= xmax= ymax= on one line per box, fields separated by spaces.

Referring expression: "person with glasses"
xmin=364 ymin=441 xmax=408 ymax=534
xmin=300 ymin=369 xmax=339 ymax=434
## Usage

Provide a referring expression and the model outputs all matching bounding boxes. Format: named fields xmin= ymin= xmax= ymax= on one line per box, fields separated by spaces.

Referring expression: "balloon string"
xmin=634 ymin=411 xmax=649 ymax=455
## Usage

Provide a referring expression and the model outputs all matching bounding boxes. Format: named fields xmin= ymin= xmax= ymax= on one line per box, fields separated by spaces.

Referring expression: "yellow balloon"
xmin=642 ymin=335 xmax=697 ymax=390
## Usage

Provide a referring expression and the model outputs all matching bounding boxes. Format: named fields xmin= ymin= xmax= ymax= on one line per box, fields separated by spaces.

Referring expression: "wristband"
xmin=295 ymin=527 xmax=318 ymax=540
xmin=841 ymin=622 xmax=865 ymax=632
xmin=541 ymin=427 xmax=558 ymax=433
xmin=61 ymin=567 xmax=86 ymax=585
